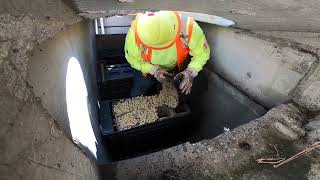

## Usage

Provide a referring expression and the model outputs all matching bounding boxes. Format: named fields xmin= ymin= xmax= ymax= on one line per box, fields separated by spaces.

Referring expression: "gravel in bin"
xmin=113 ymin=80 xmax=179 ymax=131
xmin=116 ymin=108 xmax=158 ymax=131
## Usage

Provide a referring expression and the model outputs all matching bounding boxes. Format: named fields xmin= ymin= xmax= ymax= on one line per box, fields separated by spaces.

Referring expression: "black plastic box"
xmin=99 ymin=100 xmax=192 ymax=161
xmin=98 ymin=64 xmax=135 ymax=100
xmin=97 ymin=49 xmax=127 ymax=65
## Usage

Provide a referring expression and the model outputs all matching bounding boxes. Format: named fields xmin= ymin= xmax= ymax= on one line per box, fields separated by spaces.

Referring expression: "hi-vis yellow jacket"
xmin=124 ymin=13 xmax=210 ymax=74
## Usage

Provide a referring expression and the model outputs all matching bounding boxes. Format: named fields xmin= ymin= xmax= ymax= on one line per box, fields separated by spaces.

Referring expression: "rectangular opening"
xmin=95 ymin=15 xmax=267 ymax=162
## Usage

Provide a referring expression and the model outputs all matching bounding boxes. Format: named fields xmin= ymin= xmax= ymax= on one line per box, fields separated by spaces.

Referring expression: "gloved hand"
xmin=174 ymin=68 xmax=198 ymax=95
xmin=150 ymin=65 xmax=172 ymax=82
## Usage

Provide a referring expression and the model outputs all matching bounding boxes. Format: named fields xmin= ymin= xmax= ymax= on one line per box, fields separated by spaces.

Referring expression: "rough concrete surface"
xmin=240 ymin=170 xmax=283 ymax=180
xmin=305 ymin=117 xmax=320 ymax=151
xmin=308 ymin=162 xmax=320 ymax=180
xmin=202 ymin=25 xmax=317 ymax=108
xmin=115 ymin=103 xmax=307 ymax=179
xmin=266 ymin=103 xmax=306 ymax=141
xmin=293 ymin=64 xmax=320 ymax=112
xmin=0 ymin=0 xmax=82 ymax=101
xmin=72 ymin=0 xmax=320 ymax=32
xmin=0 ymin=0 xmax=99 ymax=179
xmin=0 ymin=89 xmax=99 ymax=180
xmin=252 ymin=31 xmax=320 ymax=52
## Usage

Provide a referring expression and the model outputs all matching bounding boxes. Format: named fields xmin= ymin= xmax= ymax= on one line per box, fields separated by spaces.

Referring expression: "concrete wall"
xmin=248 ymin=30 xmax=320 ymax=112
xmin=201 ymin=24 xmax=318 ymax=108
xmin=0 ymin=0 xmax=100 ymax=179
xmin=28 ymin=20 xmax=109 ymax=163
xmin=189 ymin=70 xmax=266 ymax=140
xmin=28 ymin=20 xmax=96 ymax=136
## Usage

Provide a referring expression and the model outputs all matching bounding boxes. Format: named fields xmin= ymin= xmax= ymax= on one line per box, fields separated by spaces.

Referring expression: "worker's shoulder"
xmin=125 ymin=28 xmax=135 ymax=43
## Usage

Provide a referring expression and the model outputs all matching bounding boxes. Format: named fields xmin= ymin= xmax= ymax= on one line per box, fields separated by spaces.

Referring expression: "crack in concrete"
xmin=27 ymin=158 xmax=83 ymax=177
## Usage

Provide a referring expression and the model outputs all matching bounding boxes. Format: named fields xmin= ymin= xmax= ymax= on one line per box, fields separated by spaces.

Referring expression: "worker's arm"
xmin=125 ymin=28 xmax=154 ymax=74
xmin=187 ymin=19 xmax=210 ymax=74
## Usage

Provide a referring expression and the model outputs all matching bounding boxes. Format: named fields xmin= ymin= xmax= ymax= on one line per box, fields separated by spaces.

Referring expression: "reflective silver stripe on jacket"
xmin=180 ymin=13 xmax=190 ymax=48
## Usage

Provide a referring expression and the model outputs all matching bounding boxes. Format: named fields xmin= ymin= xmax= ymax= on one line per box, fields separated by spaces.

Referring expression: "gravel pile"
xmin=159 ymin=81 xmax=179 ymax=109
xmin=113 ymin=80 xmax=179 ymax=130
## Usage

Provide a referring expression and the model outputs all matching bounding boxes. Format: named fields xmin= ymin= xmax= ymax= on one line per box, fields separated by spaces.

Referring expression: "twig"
xmin=256 ymin=158 xmax=285 ymax=164
xmin=273 ymin=141 xmax=320 ymax=168
xmin=257 ymin=144 xmax=285 ymax=165
xmin=27 ymin=158 xmax=82 ymax=177
xmin=273 ymin=145 xmax=280 ymax=159
xmin=257 ymin=141 xmax=320 ymax=167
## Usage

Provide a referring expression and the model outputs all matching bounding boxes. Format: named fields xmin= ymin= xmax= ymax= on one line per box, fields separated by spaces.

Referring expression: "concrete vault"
xmin=1 ymin=0 xmax=320 ymax=179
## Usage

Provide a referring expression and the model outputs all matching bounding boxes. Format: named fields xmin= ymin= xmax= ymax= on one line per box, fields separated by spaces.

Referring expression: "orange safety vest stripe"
xmin=131 ymin=12 xmax=194 ymax=71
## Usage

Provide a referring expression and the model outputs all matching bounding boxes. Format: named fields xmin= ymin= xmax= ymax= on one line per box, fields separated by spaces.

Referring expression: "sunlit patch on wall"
xmin=66 ymin=57 xmax=97 ymax=158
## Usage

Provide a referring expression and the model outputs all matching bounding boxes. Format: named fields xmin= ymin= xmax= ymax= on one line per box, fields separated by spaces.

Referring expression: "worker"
xmin=125 ymin=11 xmax=210 ymax=95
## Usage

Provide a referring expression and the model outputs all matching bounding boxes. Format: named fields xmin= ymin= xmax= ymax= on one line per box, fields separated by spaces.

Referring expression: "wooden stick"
xmin=273 ymin=141 xmax=320 ymax=168
xmin=256 ymin=144 xmax=285 ymax=165
xmin=256 ymin=158 xmax=285 ymax=165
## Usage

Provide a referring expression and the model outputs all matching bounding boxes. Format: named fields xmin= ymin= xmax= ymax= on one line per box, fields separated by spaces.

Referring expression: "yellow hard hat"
xmin=136 ymin=11 xmax=179 ymax=48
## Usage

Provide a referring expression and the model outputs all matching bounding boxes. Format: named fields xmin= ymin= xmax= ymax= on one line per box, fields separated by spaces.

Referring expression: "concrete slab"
xmin=293 ymin=64 xmax=320 ymax=112
xmin=115 ymin=104 xmax=307 ymax=179
xmin=252 ymin=31 xmax=320 ymax=52
xmin=202 ymin=25 xmax=317 ymax=108
xmin=72 ymin=0 xmax=320 ymax=32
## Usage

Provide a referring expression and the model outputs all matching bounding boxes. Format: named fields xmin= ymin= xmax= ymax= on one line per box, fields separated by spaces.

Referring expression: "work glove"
xmin=174 ymin=68 xmax=198 ymax=95
xmin=149 ymin=65 xmax=172 ymax=82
